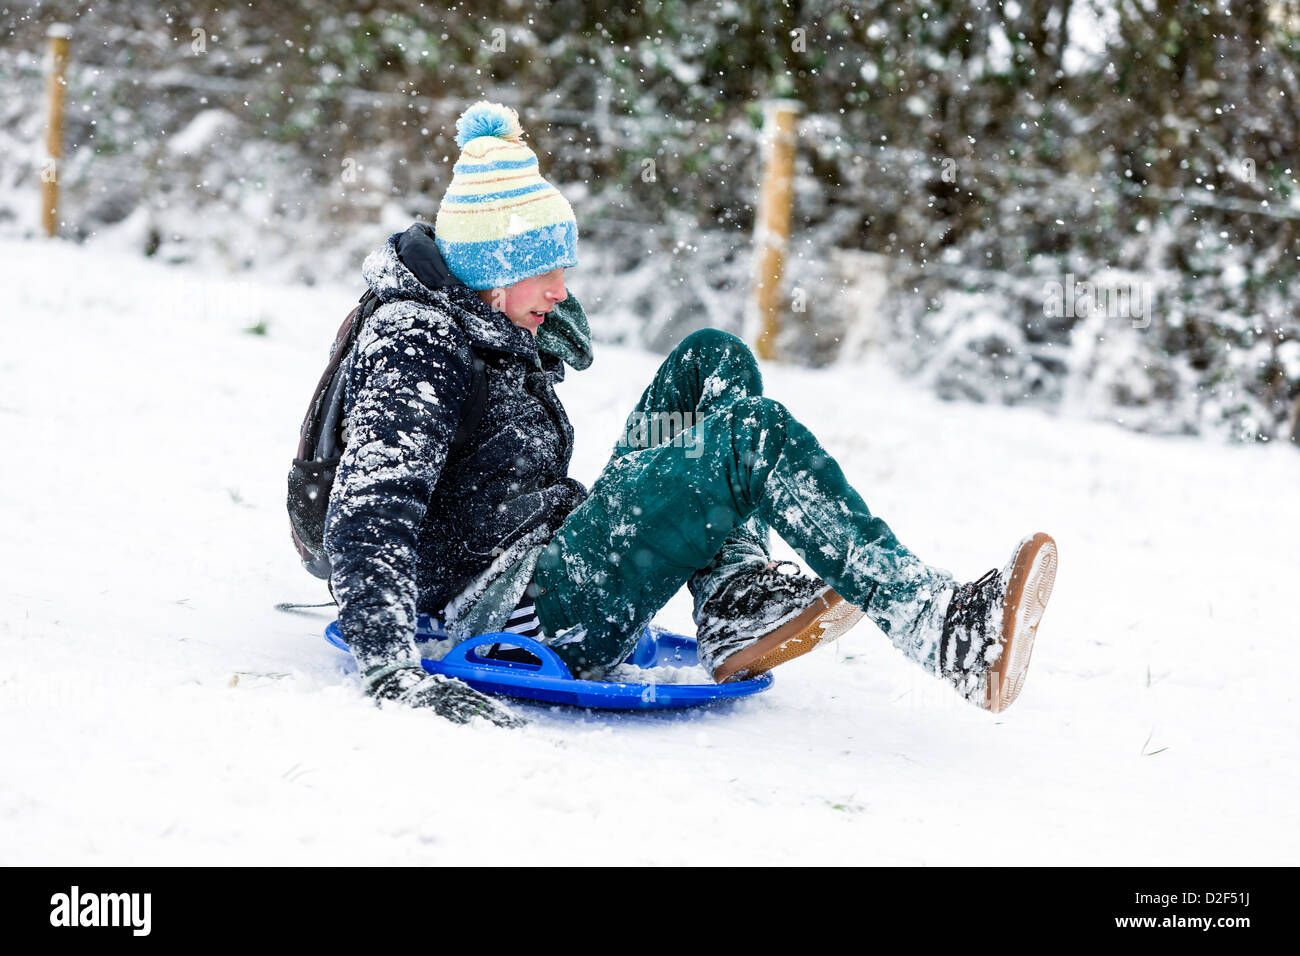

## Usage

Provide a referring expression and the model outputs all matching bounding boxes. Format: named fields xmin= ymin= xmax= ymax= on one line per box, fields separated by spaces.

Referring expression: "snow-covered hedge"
xmin=1 ymin=0 xmax=1296 ymax=442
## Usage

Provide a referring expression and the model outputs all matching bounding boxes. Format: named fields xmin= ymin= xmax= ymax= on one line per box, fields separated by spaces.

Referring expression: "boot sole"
xmin=984 ymin=532 xmax=1058 ymax=713
xmin=711 ymin=588 xmax=866 ymax=684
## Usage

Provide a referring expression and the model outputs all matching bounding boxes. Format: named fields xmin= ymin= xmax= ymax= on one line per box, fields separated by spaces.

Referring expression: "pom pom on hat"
xmin=454 ymin=101 xmax=524 ymax=149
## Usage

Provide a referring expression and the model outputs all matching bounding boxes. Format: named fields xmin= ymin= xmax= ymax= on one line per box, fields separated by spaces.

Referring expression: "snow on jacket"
xmin=323 ymin=223 xmax=592 ymax=668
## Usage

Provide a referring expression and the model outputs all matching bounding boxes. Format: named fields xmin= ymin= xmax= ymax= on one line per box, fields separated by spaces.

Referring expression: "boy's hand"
xmin=365 ymin=664 xmax=526 ymax=729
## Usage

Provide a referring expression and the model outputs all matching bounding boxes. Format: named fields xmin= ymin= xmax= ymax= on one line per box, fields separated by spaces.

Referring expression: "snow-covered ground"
xmin=2 ymin=236 xmax=1296 ymax=865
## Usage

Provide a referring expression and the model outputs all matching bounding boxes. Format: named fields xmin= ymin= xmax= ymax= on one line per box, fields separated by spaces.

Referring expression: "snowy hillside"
xmin=2 ymin=236 xmax=1296 ymax=865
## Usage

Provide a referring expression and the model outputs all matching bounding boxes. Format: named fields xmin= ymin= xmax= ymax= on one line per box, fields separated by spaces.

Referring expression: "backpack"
xmin=287 ymin=289 xmax=489 ymax=580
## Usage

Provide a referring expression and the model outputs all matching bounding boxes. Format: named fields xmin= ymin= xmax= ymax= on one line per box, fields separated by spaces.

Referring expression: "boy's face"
xmin=476 ymin=268 xmax=567 ymax=338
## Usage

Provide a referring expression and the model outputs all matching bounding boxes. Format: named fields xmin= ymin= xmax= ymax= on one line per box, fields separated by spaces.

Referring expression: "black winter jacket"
xmin=323 ymin=224 xmax=592 ymax=668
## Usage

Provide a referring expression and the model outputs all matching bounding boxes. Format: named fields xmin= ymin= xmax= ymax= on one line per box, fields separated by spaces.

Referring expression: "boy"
xmin=323 ymin=102 xmax=1057 ymax=727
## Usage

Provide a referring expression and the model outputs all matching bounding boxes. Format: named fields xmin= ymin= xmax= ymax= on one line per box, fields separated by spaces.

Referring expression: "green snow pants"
xmin=532 ymin=328 xmax=954 ymax=677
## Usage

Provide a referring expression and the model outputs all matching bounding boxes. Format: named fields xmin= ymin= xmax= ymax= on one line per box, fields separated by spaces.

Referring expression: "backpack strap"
xmin=297 ymin=289 xmax=381 ymax=459
xmin=447 ymin=354 xmax=489 ymax=461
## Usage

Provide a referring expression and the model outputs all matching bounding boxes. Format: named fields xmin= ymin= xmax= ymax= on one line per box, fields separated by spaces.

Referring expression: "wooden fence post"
xmin=750 ymin=99 xmax=801 ymax=360
xmin=41 ymin=24 xmax=71 ymax=238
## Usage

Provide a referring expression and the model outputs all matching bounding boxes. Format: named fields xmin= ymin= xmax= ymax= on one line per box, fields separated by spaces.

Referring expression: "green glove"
xmin=535 ymin=293 xmax=593 ymax=371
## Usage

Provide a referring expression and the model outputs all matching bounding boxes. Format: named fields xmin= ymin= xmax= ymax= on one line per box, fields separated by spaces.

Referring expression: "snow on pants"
xmin=531 ymin=328 xmax=954 ymax=677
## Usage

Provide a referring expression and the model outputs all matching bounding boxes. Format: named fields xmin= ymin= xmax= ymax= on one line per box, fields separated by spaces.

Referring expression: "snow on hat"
xmin=434 ymin=101 xmax=578 ymax=290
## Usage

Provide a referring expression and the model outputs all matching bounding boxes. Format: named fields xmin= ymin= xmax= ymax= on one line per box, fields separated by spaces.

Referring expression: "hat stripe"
xmin=442 ymin=182 xmax=551 ymax=205
xmin=452 ymin=155 xmax=540 ymax=174
xmin=435 ymin=191 xmax=565 ymax=218
xmin=437 ymin=191 xmax=576 ymax=246
xmin=458 ymin=140 xmax=528 ymax=161
xmin=446 ymin=172 xmax=538 ymax=191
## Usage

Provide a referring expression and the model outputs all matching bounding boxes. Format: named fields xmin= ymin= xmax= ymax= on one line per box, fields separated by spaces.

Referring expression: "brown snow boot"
xmin=940 ymin=532 xmax=1059 ymax=713
xmin=697 ymin=560 xmax=867 ymax=684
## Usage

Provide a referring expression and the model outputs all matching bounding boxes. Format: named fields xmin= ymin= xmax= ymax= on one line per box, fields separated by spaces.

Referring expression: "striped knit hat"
xmin=434 ymin=101 xmax=578 ymax=290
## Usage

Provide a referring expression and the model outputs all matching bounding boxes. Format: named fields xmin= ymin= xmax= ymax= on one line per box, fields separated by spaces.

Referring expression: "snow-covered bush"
xmin=0 ymin=0 xmax=1296 ymax=442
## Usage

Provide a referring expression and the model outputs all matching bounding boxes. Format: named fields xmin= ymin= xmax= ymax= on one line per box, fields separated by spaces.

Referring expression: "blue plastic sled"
xmin=324 ymin=615 xmax=773 ymax=711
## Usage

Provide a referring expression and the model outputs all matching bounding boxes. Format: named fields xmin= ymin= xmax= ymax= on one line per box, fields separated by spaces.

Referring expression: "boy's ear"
xmin=489 ymin=288 xmax=507 ymax=312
